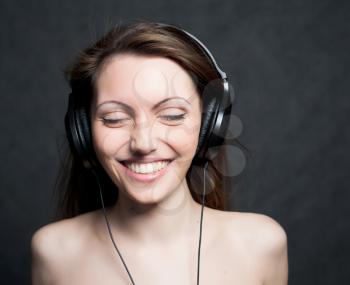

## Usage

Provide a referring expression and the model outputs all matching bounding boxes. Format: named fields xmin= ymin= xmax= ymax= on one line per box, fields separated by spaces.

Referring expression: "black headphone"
xmin=64 ymin=22 xmax=233 ymax=170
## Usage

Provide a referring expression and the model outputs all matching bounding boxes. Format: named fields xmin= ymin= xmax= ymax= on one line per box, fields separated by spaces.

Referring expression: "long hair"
xmin=52 ymin=20 xmax=233 ymax=221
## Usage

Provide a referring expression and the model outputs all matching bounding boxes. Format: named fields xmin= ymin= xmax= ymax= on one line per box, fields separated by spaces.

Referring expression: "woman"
xmin=31 ymin=20 xmax=288 ymax=285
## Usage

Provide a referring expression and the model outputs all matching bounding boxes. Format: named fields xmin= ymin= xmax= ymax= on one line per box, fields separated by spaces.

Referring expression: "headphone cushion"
xmin=197 ymin=96 xmax=217 ymax=156
xmin=76 ymin=106 xmax=93 ymax=164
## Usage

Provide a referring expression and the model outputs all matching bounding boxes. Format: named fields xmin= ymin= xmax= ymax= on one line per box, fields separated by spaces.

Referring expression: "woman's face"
xmin=90 ymin=53 xmax=202 ymax=205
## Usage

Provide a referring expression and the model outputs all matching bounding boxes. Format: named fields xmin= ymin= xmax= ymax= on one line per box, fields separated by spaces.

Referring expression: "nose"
xmin=129 ymin=117 xmax=157 ymax=155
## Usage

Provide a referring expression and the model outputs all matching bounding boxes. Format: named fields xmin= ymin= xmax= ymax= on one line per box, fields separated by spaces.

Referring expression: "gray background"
xmin=1 ymin=0 xmax=349 ymax=284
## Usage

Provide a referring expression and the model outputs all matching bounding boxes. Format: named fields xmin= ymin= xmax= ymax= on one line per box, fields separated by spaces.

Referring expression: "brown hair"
xmin=52 ymin=20 xmax=231 ymax=221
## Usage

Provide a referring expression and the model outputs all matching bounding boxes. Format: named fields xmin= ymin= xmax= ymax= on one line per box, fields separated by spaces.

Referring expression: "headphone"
xmin=64 ymin=23 xmax=232 ymax=170
xmin=64 ymin=22 xmax=233 ymax=285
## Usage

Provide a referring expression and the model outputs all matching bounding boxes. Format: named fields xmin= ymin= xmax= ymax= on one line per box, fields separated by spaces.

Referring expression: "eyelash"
xmin=161 ymin=114 xmax=186 ymax=121
xmin=102 ymin=114 xmax=186 ymax=124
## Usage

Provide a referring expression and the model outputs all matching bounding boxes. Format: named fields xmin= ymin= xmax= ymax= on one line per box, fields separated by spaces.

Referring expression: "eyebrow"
xmin=95 ymin=96 xmax=191 ymax=113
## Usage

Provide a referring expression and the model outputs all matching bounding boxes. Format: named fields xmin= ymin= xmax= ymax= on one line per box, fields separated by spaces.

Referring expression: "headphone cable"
xmin=91 ymin=160 xmax=208 ymax=285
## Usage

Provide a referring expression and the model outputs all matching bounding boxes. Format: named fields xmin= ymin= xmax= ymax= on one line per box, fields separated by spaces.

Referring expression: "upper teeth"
xmin=125 ymin=160 xmax=170 ymax=174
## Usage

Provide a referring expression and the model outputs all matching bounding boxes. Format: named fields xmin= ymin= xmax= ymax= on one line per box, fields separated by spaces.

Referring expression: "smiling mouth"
xmin=120 ymin=159 xmax=173 ymax=174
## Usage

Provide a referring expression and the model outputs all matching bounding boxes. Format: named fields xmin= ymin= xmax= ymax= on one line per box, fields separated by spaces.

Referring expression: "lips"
xmin=119 ymin=159 xmax=173 ymax=183
xmin=120 ymin=158 xmax=173 ymax=165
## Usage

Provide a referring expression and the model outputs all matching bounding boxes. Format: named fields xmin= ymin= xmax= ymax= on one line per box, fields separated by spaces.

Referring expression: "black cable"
xmin=91 ymin=161 xmax=208 ymax=285
xmin=197 ymin=160 xmax=208 ymax=285
xmin=92 ymin=169 xmax=136 ymax=285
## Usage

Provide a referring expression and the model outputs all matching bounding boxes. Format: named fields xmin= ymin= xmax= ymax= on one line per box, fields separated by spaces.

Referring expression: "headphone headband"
xmin=155 ymin=23 xmax=227 ymax=80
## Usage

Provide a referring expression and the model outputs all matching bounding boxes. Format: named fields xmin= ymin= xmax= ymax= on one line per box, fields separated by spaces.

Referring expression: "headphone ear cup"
xmin=195 ymin=79 xmax=233 ymax=163
xmin=207 ymin=79 xmax=232 ymax=154
xmin=196 ymin=96 xmax=217 ymax=158
xmin=64 ymin=92 xmax=95 ymax=169
xmin=65 ymin=93 xmax=83 ymax=159
xmin=75 ymin=106 xmax=95 ymax=169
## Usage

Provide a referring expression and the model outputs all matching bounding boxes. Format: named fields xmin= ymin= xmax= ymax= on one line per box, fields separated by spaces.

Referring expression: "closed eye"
xmin=102 ymin=118 xmax=129 ymax=124
xmin=160 ymin=114 xmax=186 ymax=121
xmin=101 ymin=113 xmax=186 ymax=126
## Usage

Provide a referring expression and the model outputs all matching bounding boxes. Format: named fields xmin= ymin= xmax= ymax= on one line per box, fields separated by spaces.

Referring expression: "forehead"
xmin=93 ymin=53 xmax=199 ymax=108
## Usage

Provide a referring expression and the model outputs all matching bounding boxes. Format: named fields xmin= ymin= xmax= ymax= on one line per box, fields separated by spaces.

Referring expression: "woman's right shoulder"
xmin=31 ymin=218 xmax=73 ymax=255
xmin=31 ymin=210 xmax=100 ymax=256
xmin=31 ymin=211 xmax=100 ymax=284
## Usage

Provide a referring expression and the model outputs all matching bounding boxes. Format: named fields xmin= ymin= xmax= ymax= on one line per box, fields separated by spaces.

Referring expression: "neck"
xmin=105 ymin=180 xmax=203 ymax=247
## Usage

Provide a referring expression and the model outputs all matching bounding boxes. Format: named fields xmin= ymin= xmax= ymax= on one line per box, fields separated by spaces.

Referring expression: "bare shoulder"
xmin=219 ymin=211 xmax=289 ymax=284
xmin=30 ymin=210 xmax=100 ymax=284
xmin=31 ymin=210 xmax=101 ymax=255
xmin=228 ymin=212 xmax=287 ymax=248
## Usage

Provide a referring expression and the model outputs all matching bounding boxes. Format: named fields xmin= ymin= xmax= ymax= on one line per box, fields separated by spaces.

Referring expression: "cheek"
xmin=165 ymin=120 xmax=201 ymax=159
xmin=91 ymin=125 xmax=129 ymax=157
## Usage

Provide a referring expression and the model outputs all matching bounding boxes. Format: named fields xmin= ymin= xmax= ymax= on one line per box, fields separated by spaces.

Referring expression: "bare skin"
xmin=31 ymin=205 xmax=288 ymax=285
xmin=31 ymin=54 xmax=288 ymax=284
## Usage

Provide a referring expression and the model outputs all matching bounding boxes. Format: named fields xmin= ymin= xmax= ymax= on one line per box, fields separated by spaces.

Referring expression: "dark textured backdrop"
xmin=1 ymin=0 xmax=349 ymax=284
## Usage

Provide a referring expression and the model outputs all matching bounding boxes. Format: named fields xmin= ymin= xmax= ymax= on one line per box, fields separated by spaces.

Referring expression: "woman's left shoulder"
xmin=219 ymin=211 xmax=289 ymax=283
xmin=222 ymin=211 xmax=288 ymax=253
